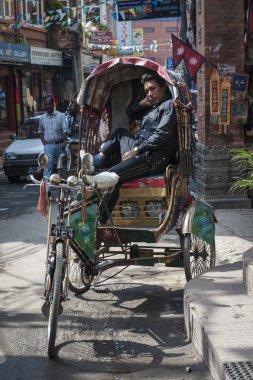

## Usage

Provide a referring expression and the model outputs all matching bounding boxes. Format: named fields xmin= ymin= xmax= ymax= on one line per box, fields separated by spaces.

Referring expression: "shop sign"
xmin=30 ymin=47 xmax=62 ymax=66
xmin=0 ymin=42 xmax=30 ymax=63
xmin=118 ymin=0 xmax=181 ymax=21
xmin=90 ymin=31 xmax=113 ymax=45
xmin=231 ymin=73 xmax=249 ymax=93
xmin=166 ymin=57 xmax=174 ymax=71
xmin=82 ymin=53 xmax=100 ymax=73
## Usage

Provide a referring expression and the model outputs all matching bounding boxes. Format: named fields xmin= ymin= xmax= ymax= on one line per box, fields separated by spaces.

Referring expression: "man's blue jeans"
xmin=44 ymin=143 xmax=66 ymax=191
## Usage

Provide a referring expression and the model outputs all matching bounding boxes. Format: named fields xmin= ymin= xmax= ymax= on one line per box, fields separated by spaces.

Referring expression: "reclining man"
xmin=83 ymin=71 xmax=178 ymax=224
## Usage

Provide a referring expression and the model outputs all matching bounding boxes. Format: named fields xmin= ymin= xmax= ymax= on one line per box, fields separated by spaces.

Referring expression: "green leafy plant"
xmin=230 ymin=148 xmax=253 ymax=193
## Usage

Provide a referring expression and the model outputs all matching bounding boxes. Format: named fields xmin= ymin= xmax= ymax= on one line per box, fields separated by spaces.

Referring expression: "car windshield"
xmin=18 ymin=119 xmax=40 ymax=140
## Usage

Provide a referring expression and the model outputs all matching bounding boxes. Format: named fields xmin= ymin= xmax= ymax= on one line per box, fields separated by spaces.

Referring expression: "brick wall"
xmin=196 ymin=0 xmax=245 ymax=146
xmin=132 ymin=19 xmax=179 ymax=67
xmin=195 ymin=0 xmax=251 ymax=208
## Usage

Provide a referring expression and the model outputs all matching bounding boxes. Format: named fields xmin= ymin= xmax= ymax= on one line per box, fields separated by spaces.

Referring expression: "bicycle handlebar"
xmin=25 ymin=171 xmax=119 ymax=191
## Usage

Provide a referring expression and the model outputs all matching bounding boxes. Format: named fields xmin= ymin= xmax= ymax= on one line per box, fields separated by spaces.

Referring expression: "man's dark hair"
xmin=141 ymin=72 xmax=166 ymax=87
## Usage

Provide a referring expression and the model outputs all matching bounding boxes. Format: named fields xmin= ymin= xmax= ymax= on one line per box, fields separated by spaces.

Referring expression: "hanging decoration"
xmin=210 ymin=69 xmax=220 ymax=116
xmin=3 ymin=0 xmax=115 ymax=31
xmin=171 ymin=34 xmax=206 ymax=79
xmin=219 ymin=76 xmax=231 ymax=134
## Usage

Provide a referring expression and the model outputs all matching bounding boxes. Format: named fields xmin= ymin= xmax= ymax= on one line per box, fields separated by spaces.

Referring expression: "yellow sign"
xmin=133 ymin=28 xmax=144 ymax=57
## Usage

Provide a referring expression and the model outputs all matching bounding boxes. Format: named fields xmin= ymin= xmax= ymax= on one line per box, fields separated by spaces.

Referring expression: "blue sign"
xmin=118 ymin=0 xmax=181 ymax=21
xmin=0 ymin=42 xmax=30 ymax=63
xmin=166 ymin=57 xmax=174 ymax=70
xmin=232 ymin=74 xmax=248 ymax=92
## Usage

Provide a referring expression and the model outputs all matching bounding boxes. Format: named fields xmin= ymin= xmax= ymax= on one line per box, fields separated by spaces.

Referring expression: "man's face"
xmin=144 ymin=80 xmax=168 ymax=106
xmin=45 ymin=99 xmax=54 ymax=114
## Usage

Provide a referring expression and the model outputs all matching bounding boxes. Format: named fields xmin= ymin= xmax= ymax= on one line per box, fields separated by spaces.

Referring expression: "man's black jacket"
xmin=127 ymin=97 xmax=178 ymax=164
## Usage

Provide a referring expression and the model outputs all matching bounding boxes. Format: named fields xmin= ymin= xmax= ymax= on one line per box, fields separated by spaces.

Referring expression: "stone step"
xmin=243 ymin=249 xmax=253 ymax=299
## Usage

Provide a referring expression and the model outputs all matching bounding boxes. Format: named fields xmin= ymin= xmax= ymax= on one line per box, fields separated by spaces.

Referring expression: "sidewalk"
xmin=184 ymin=209 xmax=253 ymax=380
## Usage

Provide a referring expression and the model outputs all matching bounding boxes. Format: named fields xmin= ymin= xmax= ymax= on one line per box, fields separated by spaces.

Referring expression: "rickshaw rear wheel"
xmin=68 ymin=248 xmax=94 ymax=294
xmin=182 ymin=233 xmax=216 ymax=282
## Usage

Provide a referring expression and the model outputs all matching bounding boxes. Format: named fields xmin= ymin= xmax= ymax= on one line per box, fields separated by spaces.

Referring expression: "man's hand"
xmin=139 ymin=97 xmax=153 ymax=108
xmin=122 ymin=150 xmax=138 ymax=161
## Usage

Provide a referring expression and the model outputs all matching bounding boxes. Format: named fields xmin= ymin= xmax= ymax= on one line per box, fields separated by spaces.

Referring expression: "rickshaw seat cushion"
xmin=121 ymin=175 xmax=166 ymax=189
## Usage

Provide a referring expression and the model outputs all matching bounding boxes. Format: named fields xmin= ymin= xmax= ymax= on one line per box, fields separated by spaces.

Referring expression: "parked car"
xmin=3 ymin=115 xmax=43 ymax=183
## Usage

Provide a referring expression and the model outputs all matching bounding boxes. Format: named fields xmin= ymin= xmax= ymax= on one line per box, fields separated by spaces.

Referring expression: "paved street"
xmin=0 ymin=168 xmax=253 ymax=380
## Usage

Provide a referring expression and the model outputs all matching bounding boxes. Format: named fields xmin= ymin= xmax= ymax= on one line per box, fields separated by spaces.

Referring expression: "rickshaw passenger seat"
xmin=110 ymin=163 xmax=178 ymax=228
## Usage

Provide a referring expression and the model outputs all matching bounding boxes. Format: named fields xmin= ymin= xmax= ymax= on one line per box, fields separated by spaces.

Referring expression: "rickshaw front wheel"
xmin=182 ymin=233 xmax=216 ymax=282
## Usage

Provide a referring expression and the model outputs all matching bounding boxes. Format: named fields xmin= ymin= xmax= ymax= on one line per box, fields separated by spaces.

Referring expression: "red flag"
xmin=172 ymin=34 xmax=206 ymax=79
xmin=37 ymin=179 xmax=48 ymax=218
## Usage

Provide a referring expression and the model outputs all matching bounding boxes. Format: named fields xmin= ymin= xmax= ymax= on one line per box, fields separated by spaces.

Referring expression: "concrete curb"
xmin=184 ymin=257 xmax=253 ymax=380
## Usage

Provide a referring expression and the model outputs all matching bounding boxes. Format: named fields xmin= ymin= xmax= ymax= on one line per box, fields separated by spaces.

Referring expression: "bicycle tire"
xmin=183 ymin=232 xmax=216 ymax=282
xmin=68 ymin=248 xmax=94 ymax=294
xmin=47 ymin=241 xmax=64 ymax=358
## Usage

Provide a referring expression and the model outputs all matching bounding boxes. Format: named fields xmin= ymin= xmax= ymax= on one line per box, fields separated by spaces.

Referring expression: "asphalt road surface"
xmin=0 ymin=173 xmax=213 ymax=380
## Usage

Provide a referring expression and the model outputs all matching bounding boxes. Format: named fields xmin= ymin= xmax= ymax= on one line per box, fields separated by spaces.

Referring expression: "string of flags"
xmin=87 ymin=41 xmax=172 ymax=52
xmin=0 ymin=3 xmax=109 ymax=30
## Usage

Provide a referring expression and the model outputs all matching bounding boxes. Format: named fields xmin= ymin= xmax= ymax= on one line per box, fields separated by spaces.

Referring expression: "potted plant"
xmin=230 ymin=148 xmax=253 ymax=194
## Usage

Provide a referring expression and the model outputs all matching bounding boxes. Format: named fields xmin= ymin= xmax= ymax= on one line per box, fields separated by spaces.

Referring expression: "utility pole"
xmin=180 ymin=0 xmax=187 ymax=43
xmin=180 ymin=0 xmax=191 ymax=86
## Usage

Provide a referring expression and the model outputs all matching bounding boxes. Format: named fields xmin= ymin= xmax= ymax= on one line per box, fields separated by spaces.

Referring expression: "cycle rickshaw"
xmin=29 ymin=57 xmax=216 ymax=357
xmin=68 ymin=57 xmax=216 ymax=290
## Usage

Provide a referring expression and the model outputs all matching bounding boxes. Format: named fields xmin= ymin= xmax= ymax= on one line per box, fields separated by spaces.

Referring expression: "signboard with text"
xmin=30 ymin=47 xmax=62 ymax=66
xmin=90 ymin=31 xmax=113 ymax=45
xmin=0 ymin=42 xmax=29 ymax=63
xmin=117 ymin=21 xmax=133 ymax=54
xmin=118 ymin=0 xmax=181 ymax=21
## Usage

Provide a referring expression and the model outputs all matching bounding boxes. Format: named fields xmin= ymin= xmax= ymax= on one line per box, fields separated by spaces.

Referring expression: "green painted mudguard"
xmin=181 ymin=201 xmax=217 ymax=246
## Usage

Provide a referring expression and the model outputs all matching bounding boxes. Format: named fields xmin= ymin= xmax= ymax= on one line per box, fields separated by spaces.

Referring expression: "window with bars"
xmin=143 ymin=27 xmax=155 ymax=33
xmin=165 ymin=26 xmax=178 ymax=32
xmin=58 ymin=0 xmax=76 ymax=8
xmin=0 ymin=0 xmax=10 ymax=18
xmin=21 ymin=0 xmax=44 ymax=24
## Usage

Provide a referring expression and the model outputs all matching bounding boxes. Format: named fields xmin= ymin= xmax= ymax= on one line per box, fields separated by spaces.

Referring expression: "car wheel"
xmin=8 ymin=176 xmax=20 ymax=183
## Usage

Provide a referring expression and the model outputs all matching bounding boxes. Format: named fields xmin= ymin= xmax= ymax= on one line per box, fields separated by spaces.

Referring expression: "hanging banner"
xmin=117 ymin=20 xmax=133 ymax=54
xmin=132 ymin=28 xmax=144 ymax=56
xmin=210 ymin=69 xmax=220 ymax=115
xmin=219 ymin=76 xmax=231 ymax=125
xmin=117 ymin=0 xmax=181 ymax=21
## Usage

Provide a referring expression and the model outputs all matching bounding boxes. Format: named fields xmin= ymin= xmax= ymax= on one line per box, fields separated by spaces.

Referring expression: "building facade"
xmin=0 ymin=0 xmax=84 ymax=157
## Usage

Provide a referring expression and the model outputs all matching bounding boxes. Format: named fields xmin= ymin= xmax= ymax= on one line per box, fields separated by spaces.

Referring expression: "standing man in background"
xmin=38 ymin=96 xmax=67 ymax=195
